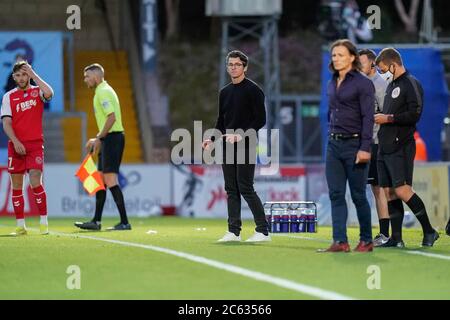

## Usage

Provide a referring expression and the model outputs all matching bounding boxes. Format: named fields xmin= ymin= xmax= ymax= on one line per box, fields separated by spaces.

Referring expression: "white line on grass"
xmin=3 ymin=224 xmax=448 ymax=294
xmin=0 ymin=228 xmax=353 ymax=300
xmin=273 ymin=234 xmax=450 ymax=261
xmin=52 ymin=231 xmax=354 ymax=300
xmin=0 ymin=225 xmax=353 ymax=300
xmin=404 ymin=250 xmax=450 ymax=261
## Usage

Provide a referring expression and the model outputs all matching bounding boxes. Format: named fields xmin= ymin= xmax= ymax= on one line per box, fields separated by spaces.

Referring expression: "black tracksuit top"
xmin=378 ymin=70 xmax=424 ymax=153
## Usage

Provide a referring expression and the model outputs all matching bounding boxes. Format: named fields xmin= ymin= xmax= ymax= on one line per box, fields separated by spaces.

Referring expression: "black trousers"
xmin=221 ymin=162 xmax=268 ymax=235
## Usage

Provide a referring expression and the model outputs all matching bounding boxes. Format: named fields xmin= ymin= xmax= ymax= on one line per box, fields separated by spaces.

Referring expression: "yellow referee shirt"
xmin=93 ymin=81 xmax=124 ymax=133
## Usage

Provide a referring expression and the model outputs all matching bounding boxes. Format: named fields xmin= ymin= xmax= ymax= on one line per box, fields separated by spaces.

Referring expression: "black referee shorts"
xmin=377 ymin=139 xmax=415 ymax=188
xmin=98 ymin=132 xmax=125 ymax=174
xmin=367 ymin=143 xmax=379 ymax=186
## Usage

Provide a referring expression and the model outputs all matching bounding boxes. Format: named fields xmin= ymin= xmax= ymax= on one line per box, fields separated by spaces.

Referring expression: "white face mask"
xmin=379 ymin=71 xmax=393 ymax=83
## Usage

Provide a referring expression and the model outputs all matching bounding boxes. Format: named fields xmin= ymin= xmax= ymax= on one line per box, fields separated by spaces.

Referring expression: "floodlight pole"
xmin=219 ymin=16 xmax=281 ymax=131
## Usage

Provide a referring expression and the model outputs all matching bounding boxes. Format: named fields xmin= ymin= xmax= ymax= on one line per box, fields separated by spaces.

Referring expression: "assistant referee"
xmin=75 ymin=63 xmax=131 ymax=231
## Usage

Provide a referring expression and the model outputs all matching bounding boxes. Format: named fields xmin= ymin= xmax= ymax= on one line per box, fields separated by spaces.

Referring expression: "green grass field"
xmin=0 ymin=217 xmax=449 ymax=300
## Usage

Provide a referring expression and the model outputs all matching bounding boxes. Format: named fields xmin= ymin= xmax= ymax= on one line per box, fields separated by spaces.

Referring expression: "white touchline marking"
xmin=51 ymin=231 xmax=354 ymax=300
xmin=405 ymin=250 xmax=450 ymax=261
xmin=0 ymin=224 xmax=354 ymax=300
xmin=272 ymin=234 xmax=450 ymax=261
xmin=2 ymin=224 xmax=449 ymax=291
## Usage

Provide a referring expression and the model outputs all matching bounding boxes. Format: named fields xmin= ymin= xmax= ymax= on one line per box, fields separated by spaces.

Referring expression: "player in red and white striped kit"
xmin=0 ymin=61 xmax=53 ymax=236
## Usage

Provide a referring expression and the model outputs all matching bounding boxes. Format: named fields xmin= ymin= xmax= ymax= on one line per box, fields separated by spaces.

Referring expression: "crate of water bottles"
xmin=264 ymin=201 xmax=317 ymax=233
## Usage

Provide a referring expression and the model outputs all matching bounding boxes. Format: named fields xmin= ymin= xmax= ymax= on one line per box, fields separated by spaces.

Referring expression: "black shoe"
xmin=446 ymin=220 xmax=450 ymax=236
xmin=422 ymin=230 xmax=439 ymax=247
xmin=74 ymin=221 xmax=101 ymax=231
xmin=106 ymin=223 xmax=132 ymax=231
xmin=378 ymin=237 xmax=405 ymax=248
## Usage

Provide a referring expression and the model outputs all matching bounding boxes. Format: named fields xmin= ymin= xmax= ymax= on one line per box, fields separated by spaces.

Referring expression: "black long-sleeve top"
xmin=378 ymin=70 xmax=423 ymax=153
xmin=214 ymin=78 xmax=266 ymax=134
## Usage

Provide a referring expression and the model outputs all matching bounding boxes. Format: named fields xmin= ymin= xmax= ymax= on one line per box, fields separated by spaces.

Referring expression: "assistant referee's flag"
xmin=75 ymin=154 xmax=105 ymax=196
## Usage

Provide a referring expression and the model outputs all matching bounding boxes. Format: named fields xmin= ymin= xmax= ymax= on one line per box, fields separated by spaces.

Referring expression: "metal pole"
xmin=297 ymin=97 xmax=303 ymax=162
xmin=263 ymin=18 xmax=271 ymax=130
xmin=80 ymin=112 xmax=86 ymax=161
xmin=272 ymin=16 xmax=281 ymax=131
xmin=220 ymin=19 xmax=229 ymax=89
xmin=64 ymin=32 xmax=75 ymax=112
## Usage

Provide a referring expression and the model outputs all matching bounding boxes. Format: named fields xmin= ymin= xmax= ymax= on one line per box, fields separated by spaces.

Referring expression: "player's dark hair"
xmin=375 ymin=48 xmax=403 ymax=66
xmin=84 ymin=63 xmax=105 ymax=74
xmin=328 ymin=39 xmax=362 ymax=73
xmin=226 ymin=50 xmax=249 ymax=67
xmin=13 ymin=61 xmax=28 ymax=73
xmin=358 ymin=49 xmax=377 ymax=62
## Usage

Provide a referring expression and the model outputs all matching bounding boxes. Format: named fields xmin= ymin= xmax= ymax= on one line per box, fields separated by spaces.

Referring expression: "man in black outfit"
xmin=202 ymin=50 xmax=270 ymax=242
xmin=375 ymin=48 xmax=439 ymax=247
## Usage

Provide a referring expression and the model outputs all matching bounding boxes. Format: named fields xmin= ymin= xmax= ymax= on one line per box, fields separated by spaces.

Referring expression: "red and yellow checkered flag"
xmin=75 ymin=154 xmax=105 ymax=196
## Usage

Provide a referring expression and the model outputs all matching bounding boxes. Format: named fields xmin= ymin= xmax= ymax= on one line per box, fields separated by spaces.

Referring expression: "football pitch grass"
xmin=0 ymin=217 xmax=449 ymax=300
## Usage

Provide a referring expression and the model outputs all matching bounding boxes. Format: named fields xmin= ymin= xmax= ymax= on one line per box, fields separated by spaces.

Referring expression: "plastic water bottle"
xmin=299 ymin=208 xmax=306 ymax=233
xmin=271 ymin=209 xmax=281 ymax=233
xmin=289 ymin=208 xmax=299 ymax=233
xmin=307 ymin=209 xmax=317 ymax=233
xmin=280 ymin=208 xmax=290 ymax=233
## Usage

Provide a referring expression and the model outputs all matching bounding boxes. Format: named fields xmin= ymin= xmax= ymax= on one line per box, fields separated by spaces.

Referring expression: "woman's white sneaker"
xmin=245 ymin=232 xmax=271 ymax=242
xmin=217 ymin=231 xmax=241 ymax=242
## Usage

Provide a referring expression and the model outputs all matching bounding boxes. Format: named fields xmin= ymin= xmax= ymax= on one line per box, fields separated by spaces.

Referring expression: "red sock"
xmin=12 ymin=189 xmax=24 ymax=220
xmin=32 ymin=185 xmax=47 ymax=216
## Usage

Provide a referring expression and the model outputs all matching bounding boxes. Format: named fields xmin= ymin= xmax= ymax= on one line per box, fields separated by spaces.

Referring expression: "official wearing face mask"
xmin=379 ymin=68 xmax=393 ymax=83
xmin=374 ymin=48 xmax=439 ymax=247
